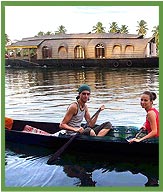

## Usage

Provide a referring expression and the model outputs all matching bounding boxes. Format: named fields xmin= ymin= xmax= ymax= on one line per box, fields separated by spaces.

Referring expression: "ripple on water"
xmin=5 ymin=67 xmax=159 ymax=187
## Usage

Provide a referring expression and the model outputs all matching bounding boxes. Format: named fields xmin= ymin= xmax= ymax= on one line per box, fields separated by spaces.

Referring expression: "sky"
xmin=5 ymin=6 xmax=159 ymax=41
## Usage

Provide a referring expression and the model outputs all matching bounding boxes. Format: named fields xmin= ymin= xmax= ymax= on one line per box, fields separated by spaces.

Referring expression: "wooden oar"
xmin=127 ymin=127 xmax=144 ymax=142
xmin=47 ymin=108 xmax=101 ymax=165
xmin=135 ymin=127 xmax=144 ymax=138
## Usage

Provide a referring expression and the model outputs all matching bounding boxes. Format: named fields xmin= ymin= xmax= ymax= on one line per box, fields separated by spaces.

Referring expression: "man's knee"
xmin=83 ymin=128 xmax=96 ymax=136
xmin=82 ymin=128 xmax=91 ymax=135
xmin=102 ymin=121 xmax=112 ymax=129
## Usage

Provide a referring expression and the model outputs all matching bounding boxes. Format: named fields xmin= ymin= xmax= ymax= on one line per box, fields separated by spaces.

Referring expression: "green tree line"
xmin=5 ymin=20 xmax=159 ymax=50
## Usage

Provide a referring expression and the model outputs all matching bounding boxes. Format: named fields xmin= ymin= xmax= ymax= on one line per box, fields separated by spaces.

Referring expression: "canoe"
xmin=5 ymin=119 xmax=159 ymax=158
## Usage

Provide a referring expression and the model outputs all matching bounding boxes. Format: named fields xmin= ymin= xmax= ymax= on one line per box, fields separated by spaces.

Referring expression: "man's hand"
xmin=76 ymin=127 xmax=84 ymax=133
xmin=99 ymin=105 xmax=105 ymax=111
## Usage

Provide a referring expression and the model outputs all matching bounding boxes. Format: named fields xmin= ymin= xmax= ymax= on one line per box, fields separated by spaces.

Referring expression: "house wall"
xmin=36 ymin=38 xmax=149 ymax=59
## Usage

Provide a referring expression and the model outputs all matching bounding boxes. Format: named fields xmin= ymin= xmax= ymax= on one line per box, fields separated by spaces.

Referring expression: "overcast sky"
xmin=5 ymin=6 xmax=159 ymax=41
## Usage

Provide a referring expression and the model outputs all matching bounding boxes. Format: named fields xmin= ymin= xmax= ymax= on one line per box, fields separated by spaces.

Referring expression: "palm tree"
xmin=55 ymin=25 xmax=67 ymax=34
xmin=152 ymin=25 xmax=159 ymax=52
xmin=136 ymin=20 xmax=148 ymax=36
xmin=108 ymin=22 xmax=119 ymax=33
xmin=37 ymin=31 xmax=45 ymax=36
xmin=92 ymin=22 xmax=106 ymax=33
xmin=45 ymin=31 xmax=54 ymax=35
xmin=120 ymin=25 xmax=129 ymax=34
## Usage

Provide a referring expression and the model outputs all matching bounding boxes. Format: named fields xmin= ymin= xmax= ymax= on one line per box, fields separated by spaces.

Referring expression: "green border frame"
xmin=1 ymin=1 xmax=162 ymax=192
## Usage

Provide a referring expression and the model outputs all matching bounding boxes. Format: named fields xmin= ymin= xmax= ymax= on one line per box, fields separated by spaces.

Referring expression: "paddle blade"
xmin=47 ymin=108 xmax=101 ymax=165
xmin=47 ymin=133 xmax=78 ymax=165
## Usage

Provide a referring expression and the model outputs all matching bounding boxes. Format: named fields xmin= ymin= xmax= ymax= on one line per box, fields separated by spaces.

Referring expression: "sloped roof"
xmin=22 ymin=33 xmax=143 ymax=41
xmin=7 ymin=33 xmax=153 ymax=49
xmin=7 ymin=39 xmax=44 ymax=49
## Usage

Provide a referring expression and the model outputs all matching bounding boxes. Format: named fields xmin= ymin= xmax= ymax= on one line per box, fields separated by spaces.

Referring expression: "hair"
xmin=76 ymin=84 xmax=91 ymax=100
xmin=76 ymin=95 xmax=80 ymax=100
xmin=143 ymin=91 xmax=157 ymax=101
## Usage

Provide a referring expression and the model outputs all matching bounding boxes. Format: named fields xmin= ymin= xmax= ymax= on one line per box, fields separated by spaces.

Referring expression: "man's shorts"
xmin=83 ymin=121 xmax=112 ymax=136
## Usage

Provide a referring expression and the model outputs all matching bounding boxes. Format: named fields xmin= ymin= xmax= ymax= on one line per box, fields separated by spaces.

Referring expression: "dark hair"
xmin=76 ymin=95 xmax=80 ymax=100
xmin=143 ymin=91 xmax=157 ymax=101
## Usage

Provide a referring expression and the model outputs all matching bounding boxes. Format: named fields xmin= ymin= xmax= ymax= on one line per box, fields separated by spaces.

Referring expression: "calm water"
xmin=5 ymin=67 xmax=159 ymax=187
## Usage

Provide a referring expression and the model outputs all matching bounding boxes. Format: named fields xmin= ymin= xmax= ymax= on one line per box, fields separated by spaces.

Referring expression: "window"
xmin=113 ymin=45 xmax=121 ymax=55
xmin=125 ymin=45 xmax=134 ymax=53
xmin=74 ymin=45 xmax=85 ymax=58
xmin=58 ymin=46 xmax=67 ymax=59
xmin=95 ymin=44 xmax=105 ymax=58
xmin=42 ymin=46 xmax=52 ymax=58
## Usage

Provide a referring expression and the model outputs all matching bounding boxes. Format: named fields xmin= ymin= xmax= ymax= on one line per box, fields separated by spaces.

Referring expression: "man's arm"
xmin=85 ymin=105 xmax=105 ymax=127
xmin=59 ymin=103 xmax=84 ymax=133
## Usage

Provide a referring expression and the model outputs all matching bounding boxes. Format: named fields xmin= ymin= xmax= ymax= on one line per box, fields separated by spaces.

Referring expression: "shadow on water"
xmin=56 ymin=152 xmax=159 ymax=187
xmin=5 ymin=142 xmax=159 ymax=187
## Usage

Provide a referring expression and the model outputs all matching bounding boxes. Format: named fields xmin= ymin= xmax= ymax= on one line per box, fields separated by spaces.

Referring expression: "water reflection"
xmin=60 ymin=152 xmax=158 ymax=187
xmin=63 ymin=165 xmax=96 ymax=186
xmin=6 ymin=68 xmax=159 ymax=90
xmin=5 ymin=68 xmax=159 ymax=127
xmin=5 ymin=142 xmax=158 ymax=187
xmin=5 ymin=67 xmax=159 ymax=187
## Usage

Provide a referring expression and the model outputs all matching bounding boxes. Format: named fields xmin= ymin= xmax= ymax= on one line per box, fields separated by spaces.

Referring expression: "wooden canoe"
xmin=5 ymin=119 xmax=158 ymax=158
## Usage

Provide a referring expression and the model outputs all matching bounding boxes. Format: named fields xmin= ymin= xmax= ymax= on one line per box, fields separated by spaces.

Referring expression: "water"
xmin=5 ymin=67 xmax=159 ymax=187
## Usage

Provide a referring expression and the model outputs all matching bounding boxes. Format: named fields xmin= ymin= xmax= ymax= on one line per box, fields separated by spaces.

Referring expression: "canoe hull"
xmin=5 ymin=119 xmax=159 ymax=158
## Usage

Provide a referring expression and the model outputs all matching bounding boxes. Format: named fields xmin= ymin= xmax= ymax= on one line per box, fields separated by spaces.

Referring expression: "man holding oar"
xmin=47 ymin=84 xmax=112 ymax=164
xmin=59 ymin=84 xmax=112 ymax=136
